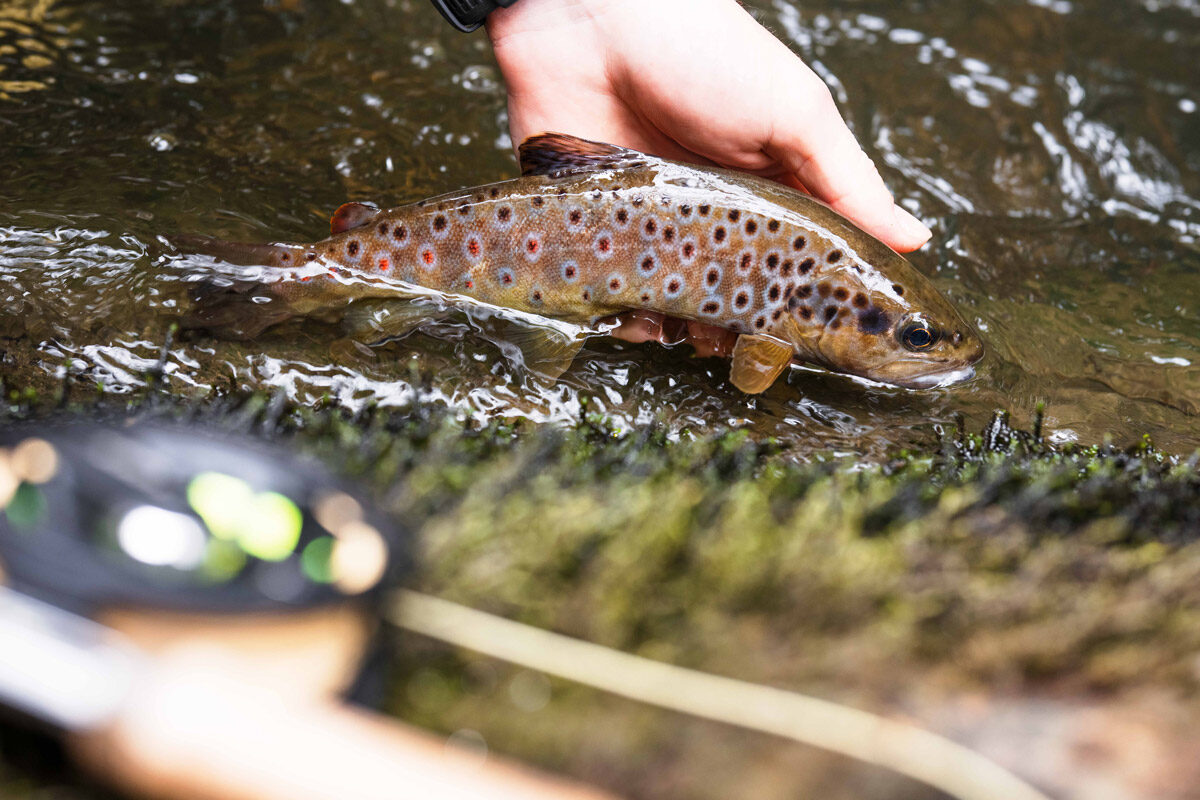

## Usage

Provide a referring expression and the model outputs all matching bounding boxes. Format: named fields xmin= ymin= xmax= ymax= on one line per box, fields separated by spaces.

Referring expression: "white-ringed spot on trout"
xmin=606 ymin=274 xmax=624 ymax=294
xmin=727 ymin=209 xmax=741 ymax=222
xmin=737 ymin=251 xmax=754 ymax=275
xmin=765 ymin=283 xmax=783 ymax=304
xmin=699 ymin=297 xmax=723 ymax=317
xmin=496 ymin=267 xmax=516 ymax=287
xmin=463 ymin=236 xmax=484 ymax=263
xmin=530 ymin=288 xmax=544 ymax=306
xmin=565 ymin=207 xmax=585 ymax=233
xmin=638 ymin=250 xmax=659 ymax=276
xmin=661 ymin=225 xmax=676 ymax=245
xmin=744 ymin=218 xmax=759 ymax=237
xmin=663 ymin=273 xmax=685 ymax=299
xmin=523 ymin=233 xmax=544 ymax=261
xmin=494 ymin=205 xmax=514 ymax=230
xmin=793 ymin=235 xmax=807 ymax=251
xmin=765 ymin=252 xmax=781 ymax=273
xmin=378 ymin=257 xmax=390 ymax=272
xmin=799 ymin=257 xmax=815 ymax=274
xmin=593 ymin=231 xmax=614 ymax=260
xmin=614 ymin=206 xmax=631 ymax=227
xmin=393 ymin=224 xmax=409 ymax=247
xmin=346 ymin=240 xmax=360 ymax=258
xmin=679 ymin=237 xmax=698 ymax=265
xmin=767 ymin=219 xmax=781 ymax=233
xmin=712 ymin=225 xmax=728 ymax=247
xmin=732 ymin=286 xmax=753 ymax=312
xmin=641 ymin=217 xmax=658 ymax=240
xmin=697 ymin=204 xmax=711 ymax=217
xmin=704 ymin=263 xmax=723 ymax=290
xmin=431 ymin=214 xmax=450 ymax=239
xmin=827 ymin=249 xmax=843 ymax=263
xmin=560 ymin=260 xmax=580 ymax=283
xmin=419 ymin=247 xmax=437 ymax=271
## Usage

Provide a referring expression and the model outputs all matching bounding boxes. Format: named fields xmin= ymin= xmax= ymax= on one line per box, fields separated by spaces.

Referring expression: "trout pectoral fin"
xmin=518 ymin=133 xmax=647 ymax=179
xmin=500 ymin=323 xmax=587 ymax=381
xmin=730 ymin=334 xmax=793 ymax=394
xmin=330 ymin=202 xmax=381 ymax=235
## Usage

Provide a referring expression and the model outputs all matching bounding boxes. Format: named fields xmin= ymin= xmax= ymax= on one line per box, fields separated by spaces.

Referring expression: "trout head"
xmin=780 ymin=248 xmax=984 ymax=389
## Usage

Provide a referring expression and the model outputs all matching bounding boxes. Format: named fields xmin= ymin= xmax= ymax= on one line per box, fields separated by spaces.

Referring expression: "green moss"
xmin=2 ymin=386 xmax=1199 ymax=798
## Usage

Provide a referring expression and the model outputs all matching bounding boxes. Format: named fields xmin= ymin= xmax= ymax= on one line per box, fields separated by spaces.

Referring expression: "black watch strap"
xmin=429 ymin=0 xmax=519 ymax=32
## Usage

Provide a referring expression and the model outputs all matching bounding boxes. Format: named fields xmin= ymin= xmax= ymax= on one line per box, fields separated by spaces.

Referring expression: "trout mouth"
xmin=895 ymin=364 xmax=977 ymax=389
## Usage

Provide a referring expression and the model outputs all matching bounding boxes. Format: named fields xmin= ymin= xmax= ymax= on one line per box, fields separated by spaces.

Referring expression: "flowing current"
xmin=1 ymin=0 xmax=1198 ymax=456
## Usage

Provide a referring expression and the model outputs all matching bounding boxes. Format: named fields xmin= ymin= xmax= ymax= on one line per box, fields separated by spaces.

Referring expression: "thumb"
xmin=766 ymin=73 xmax=931 ymax=253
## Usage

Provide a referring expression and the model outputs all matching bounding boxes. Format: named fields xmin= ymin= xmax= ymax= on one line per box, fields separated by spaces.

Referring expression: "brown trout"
xmin=183 ymin=134 xmax=984 ymax=393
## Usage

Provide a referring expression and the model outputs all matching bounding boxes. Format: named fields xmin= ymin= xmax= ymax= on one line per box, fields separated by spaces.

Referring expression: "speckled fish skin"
xmin=190 ymin=134 xmax=984 ymax=390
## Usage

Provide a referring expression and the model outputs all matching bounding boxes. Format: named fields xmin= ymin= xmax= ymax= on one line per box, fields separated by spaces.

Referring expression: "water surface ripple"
xmin=2 ymin=0 xmax=1198 ymax=455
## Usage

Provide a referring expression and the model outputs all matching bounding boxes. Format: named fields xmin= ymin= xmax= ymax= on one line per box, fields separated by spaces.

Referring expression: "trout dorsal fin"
xmin=729 ymin=334 xmax=793 ymax=394
xmin=330 ymin=202 xmax=381 ymax=235
xmin=518 ymin=133 xmax=648 ymax=178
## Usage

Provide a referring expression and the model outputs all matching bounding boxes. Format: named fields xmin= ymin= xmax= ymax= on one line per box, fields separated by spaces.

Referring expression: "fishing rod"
xmin=0 ymin=423 xmax=611 ymax=800
xmin=0 ymin=420 xmax=1050 ymax=800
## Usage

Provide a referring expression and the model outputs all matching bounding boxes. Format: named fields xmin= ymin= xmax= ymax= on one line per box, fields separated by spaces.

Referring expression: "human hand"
xmin=487 ymin=0 xmax=931 ymax=356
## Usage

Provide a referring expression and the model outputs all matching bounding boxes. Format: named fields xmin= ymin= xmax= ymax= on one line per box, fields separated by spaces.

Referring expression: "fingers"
xmin=766 ymin=68 xmax=932 ymax=253
xmin=607 ymin=311 xmax=664 ymax=344
xmin=685 ymin=321 xmax=737 ymax=359
xmin=607 ymin=313 xmax=734 ymax=358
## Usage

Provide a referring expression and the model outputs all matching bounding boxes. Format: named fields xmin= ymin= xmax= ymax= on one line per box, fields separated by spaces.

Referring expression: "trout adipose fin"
xmin=330 ymin=202 xmax=382 ymax=235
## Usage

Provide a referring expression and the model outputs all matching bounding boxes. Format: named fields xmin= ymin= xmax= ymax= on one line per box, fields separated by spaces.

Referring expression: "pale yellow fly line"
xmin=388 ymin=590 xmax=1051 ymax=800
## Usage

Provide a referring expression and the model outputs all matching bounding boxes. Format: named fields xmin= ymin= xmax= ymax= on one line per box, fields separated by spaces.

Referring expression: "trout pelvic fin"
xmin=330 ymin=201 xmax=381 ymax=235
xmin=518 ymin=133 xmax=648 ymax=179
xmin=730 ymin=334 xmax=793 ymax=394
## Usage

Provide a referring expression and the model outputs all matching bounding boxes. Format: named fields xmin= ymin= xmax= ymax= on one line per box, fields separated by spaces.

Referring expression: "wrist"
xmin=430 ymin=0 xmax=520 ymax=33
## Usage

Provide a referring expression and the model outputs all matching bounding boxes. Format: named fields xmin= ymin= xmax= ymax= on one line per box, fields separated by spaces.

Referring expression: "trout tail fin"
xmin=185 ymin=275 xmax=296 ymax=340
xmin=170 ymin=234 xmax=311 ymax=340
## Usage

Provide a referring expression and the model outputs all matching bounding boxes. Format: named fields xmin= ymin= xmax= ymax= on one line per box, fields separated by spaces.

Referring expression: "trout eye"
xmin=900 ymin=320 xmax=938 ymax=351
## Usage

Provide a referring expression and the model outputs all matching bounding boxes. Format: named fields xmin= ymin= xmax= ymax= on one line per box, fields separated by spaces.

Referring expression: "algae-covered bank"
xmin=2 ymin=389 xmax=1200 ymax=800
xmin=2 ymin=0 xmax=1200 ymax=796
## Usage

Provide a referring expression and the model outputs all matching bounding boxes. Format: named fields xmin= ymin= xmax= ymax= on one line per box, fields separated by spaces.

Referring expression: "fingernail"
xmin=894 ymin=205 xmax=932 ymax=243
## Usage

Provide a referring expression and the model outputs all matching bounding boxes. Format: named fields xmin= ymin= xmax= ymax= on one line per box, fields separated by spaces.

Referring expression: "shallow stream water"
xmin=2 ymin=0 xmax=1198 ymax=456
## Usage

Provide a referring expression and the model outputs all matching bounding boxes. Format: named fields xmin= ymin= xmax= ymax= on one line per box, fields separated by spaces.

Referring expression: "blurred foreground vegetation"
xmin=2 ymin=382 xmax=1199 ymax=799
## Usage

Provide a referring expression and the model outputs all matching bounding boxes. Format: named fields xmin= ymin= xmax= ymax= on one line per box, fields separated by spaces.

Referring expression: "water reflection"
xmin=0 ymin=0 xmax=1197 ymax=454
